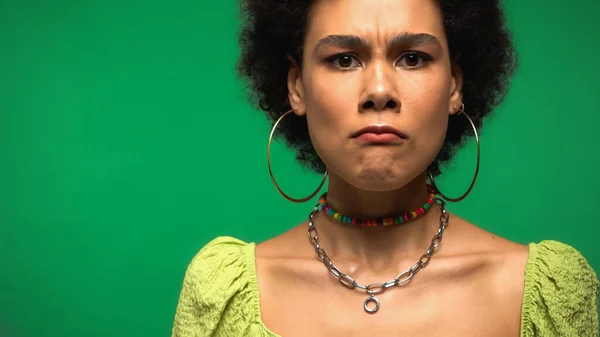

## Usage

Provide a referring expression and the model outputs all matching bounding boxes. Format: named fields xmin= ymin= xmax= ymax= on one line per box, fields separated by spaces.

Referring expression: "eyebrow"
xmin=314 ymin=32 xmax=442 ymax=53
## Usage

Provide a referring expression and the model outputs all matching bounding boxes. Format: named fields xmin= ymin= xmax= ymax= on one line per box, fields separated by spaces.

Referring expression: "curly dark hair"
xmin=237 ymin=0 xmax=518 ymax=176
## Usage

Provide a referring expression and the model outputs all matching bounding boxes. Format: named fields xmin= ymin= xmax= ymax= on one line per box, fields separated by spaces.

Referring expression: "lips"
xmin=351 ymin=125 xmax=409 ymax=140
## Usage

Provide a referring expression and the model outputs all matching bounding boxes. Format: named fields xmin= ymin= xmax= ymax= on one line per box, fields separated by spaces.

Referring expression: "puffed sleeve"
xmin=521 ymin=240 xmax=599 ymax=337
xmin=171 ymin=236 xmax=257 ymax=337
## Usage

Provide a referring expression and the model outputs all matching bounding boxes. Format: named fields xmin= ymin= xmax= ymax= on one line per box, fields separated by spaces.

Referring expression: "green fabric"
xmin=171 ymin=236 xmax=599 ymax=337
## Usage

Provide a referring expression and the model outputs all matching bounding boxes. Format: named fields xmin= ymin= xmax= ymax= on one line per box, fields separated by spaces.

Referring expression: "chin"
xmin=352 ymin=165 xmax=415 ymax=192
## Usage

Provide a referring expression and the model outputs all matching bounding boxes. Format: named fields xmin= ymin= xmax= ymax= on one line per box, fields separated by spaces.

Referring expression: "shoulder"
xmin=187 ymin=236 xmax=252 ymax=271
xmin=521 ymin=240 xmax=599 ymax=337
xmin=524 ymin=240 xmax=599 ymax=294
xmin=172 ymin=236 xmax=261 ymax=337
xmin=183 ymin=236 xmax=255 ymax=295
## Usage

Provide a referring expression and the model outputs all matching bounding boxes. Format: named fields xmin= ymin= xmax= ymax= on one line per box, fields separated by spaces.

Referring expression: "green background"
xmin=1 ymin=0 xmax=599 ymax=336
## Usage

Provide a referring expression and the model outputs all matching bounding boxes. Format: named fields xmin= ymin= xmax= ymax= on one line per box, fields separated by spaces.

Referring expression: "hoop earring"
xmin=267 ymin=109 xmax=328 ymax=203
xmin=428 ymin=103 xmax=480 ymax=202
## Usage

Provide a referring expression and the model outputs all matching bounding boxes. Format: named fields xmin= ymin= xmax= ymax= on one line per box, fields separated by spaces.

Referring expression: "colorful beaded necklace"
xmin=316 ymin=185 xmax=437 ymax=227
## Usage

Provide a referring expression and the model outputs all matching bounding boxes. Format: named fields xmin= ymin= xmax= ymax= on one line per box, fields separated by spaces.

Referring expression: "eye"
xmin=326 ymin=53 xmax=362 ymax=69
xmin=396 ymin=52 xmax=432 ymax=68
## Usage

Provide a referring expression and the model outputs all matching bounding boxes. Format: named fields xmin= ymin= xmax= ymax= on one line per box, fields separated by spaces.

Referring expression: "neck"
xmin=311 ymin=171 xmax=443 ymax=274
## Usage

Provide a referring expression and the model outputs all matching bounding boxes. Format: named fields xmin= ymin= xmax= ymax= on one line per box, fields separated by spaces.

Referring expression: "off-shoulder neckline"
xmin=243 ymin=239 xmax=543 ymax=337
xmin=245 ymin=242 xmax=282 ymax=336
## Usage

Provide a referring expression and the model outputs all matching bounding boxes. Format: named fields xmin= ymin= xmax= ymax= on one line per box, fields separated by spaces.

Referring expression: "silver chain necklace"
xmin=306 ymin=198 xmax=449 ymax=314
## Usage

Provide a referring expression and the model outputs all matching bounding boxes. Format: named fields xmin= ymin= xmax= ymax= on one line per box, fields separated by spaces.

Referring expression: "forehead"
xmin=306 ymin=0 xmax=446 ymax=45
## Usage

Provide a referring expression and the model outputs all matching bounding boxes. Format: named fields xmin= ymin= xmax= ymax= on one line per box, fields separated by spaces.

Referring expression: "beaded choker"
xmin=316 ymin=185 xmax=437 ymax=227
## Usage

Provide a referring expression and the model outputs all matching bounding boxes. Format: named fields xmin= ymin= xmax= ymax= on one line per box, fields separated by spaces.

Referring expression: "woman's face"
xmin=287 ymin=0 xmax=462 ymax=191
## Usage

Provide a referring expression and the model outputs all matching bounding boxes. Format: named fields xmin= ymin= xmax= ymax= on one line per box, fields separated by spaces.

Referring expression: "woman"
xmin=172 ymin=0 xmax=599 ymax=336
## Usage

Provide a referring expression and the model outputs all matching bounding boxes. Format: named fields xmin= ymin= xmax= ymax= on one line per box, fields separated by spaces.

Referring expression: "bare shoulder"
xmin=254 ymin=223 xmax=318 ymax=287
xmin=444 ymin=212 xmax=529 ymax=268
xmin=255 ymin=223 xmax=310 ymax=259
xmin=444 ymin=212 xmax=530 ymax=304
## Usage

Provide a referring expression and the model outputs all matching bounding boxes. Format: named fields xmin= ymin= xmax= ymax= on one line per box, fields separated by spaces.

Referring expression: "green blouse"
xmin=171 ymin=236 xmax=599 ymax=337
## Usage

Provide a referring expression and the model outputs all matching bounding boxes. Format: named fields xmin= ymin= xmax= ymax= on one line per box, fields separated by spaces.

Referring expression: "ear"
xmin=449 ymin=63 xmax=463 ymax=115
xmin=286 ymin=55 xmax=306 ymax=116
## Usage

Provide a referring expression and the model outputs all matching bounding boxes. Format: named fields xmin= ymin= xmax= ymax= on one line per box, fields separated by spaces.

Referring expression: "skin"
xmin=255 ymin=0 xmax=529 ymax=335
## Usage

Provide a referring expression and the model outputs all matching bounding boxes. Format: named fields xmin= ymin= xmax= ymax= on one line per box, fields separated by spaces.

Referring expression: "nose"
xmin=359 ymin=61 xmax=400 ymax=113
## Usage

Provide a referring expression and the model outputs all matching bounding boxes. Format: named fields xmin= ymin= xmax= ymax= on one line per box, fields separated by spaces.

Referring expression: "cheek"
xmin=406 ymin=75 xmax=451 ymax=139
xmin=308 ymin=71 xmax=358 ymax=121
xmin=303 ymin=72 xmax=358 ymax=160
xmin=415 ymin=111 xmax=449 ymax=157
xmin=412 ymin=101 xmax=449 ymax=140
